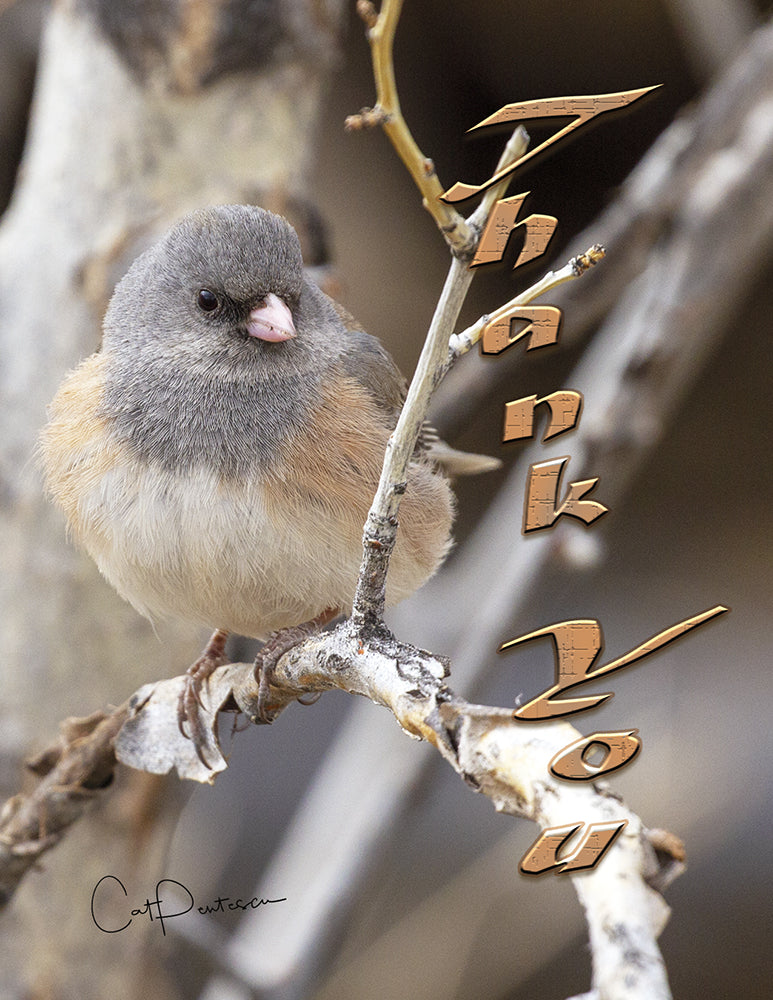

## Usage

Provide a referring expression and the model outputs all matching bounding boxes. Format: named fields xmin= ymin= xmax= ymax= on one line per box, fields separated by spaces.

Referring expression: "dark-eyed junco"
xmin=40 ymin=204 xmax=492 ymax=752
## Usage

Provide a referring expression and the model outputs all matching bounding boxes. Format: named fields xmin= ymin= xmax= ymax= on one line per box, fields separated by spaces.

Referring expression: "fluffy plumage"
xmin=40 ymin=205 xmax=454 ymax=641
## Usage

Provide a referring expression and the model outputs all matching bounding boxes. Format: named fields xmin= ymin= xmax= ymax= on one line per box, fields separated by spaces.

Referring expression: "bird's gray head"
xmin=99 ymin=204 xmax=334 ymax=474
xmin=103 ymin=204 xmax=305 ymax=363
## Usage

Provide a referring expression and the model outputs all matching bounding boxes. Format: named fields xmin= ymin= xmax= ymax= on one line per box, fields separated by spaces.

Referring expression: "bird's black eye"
xmin=197 ymin=288 xmax=220 ymax=312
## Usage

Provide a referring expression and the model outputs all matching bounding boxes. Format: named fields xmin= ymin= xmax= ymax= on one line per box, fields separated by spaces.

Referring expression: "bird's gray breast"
xmin=102 ymin=352 xmax=322 ymax=478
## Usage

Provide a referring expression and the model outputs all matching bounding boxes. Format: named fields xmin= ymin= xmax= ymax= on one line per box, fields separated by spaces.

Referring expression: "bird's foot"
xmin=178 ymin=629 xmax=230 ymax=763
xmin=254 ymin=609 xmax=338 ymax=723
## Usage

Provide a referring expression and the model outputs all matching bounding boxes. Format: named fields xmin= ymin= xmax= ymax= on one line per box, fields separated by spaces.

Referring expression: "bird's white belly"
xmin=79 ymin=459 xmax=362 ymax=637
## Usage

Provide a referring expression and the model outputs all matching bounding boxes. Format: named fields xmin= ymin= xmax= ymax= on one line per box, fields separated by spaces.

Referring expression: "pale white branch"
xmin=114 ymin=622 xmax=677 ymax=1000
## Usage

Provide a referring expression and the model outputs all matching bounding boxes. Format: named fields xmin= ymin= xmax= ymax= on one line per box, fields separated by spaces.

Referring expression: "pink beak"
xmin=246 ymin=292 xmax=296 ymax=342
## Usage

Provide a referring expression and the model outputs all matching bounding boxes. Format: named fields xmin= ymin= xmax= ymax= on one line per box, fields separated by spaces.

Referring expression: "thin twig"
xmin=470 ymin=125 xmax=530 ymax=229
xmin=350 ymin=252 xmax=471 ymax=625
xmin=350 ymin=117 xmax=533 ymax=625
xmin=346 ymin=0 xmax=477 ymax=256
xmin=447 ymin=244 xmax=606 ymax=361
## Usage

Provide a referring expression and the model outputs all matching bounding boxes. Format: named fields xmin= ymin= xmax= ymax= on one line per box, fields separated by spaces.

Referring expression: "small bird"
xmin=40 ymin=204 xmax=492 ymax=754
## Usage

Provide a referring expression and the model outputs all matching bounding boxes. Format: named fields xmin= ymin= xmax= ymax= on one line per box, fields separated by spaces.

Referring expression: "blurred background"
xmin=1 ymin=1 xmax=771 ymax=997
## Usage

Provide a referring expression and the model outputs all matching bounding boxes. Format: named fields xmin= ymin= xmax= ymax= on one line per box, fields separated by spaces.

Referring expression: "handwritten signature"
xmin=91 ymin=875 xmax=286 ymax=935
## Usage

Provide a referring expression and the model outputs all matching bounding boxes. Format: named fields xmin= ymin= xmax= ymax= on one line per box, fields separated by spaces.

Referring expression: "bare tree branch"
xmin=344 ymin=0 xmax=476 ymax=255
xmin=0 ymin=620 xmax=682 ymax=999
xmin=0 ymin=706 xmax=129 ymax=906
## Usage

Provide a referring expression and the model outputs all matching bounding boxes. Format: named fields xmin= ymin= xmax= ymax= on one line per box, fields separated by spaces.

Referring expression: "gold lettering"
xmin=442 ymin=87 xmax=660 ymax=203
xmin=523 ymin=457 xmax=608 ymax=532
xmin=470 ymin=193 xmax=557 ymax=269
xmin=549 ymin=730 xmax=642 ymax=780
xmin=519 ymin=820 xmax=628 ymax=875
xmin=481 ymin=305 xmax=562 ymax=355
xmin=504 ymin=606 xmax=730 ymax=720
xmin=503 ymin=391 xmax=583 ymax=444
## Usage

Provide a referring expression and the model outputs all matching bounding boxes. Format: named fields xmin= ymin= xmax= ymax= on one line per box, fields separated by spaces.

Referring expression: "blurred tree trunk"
xmin=0 ymin=1 xmax=344 ymax=997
